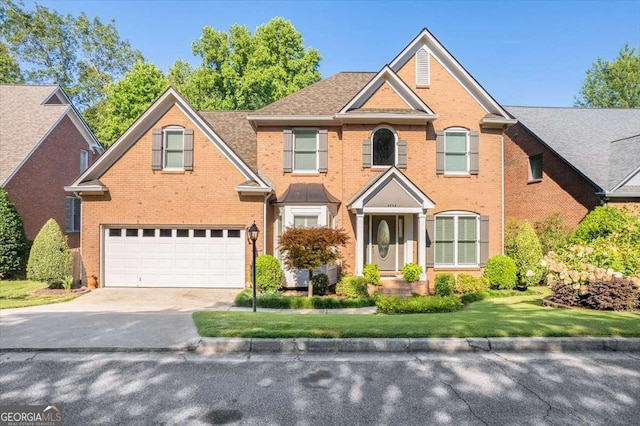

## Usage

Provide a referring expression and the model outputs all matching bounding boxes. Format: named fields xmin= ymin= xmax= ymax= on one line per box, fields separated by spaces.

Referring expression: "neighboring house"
xmin=67 ymin=28 xmax=516 ymax=290
xmin=504 ymin=107 xmax=640 ymax=228
xmin=0 ymin=85 xmax=103 ymax=248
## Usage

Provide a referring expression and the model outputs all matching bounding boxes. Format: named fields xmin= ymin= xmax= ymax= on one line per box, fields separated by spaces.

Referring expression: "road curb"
xmin=195 ymin=337 xmax=640 ymax=354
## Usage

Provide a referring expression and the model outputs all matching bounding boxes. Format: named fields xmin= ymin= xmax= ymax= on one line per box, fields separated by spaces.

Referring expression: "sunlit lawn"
xmin=194 ymin=289 xmax=640 ymax=338
xmin=0 ymin=280 xmax=81 ymax=309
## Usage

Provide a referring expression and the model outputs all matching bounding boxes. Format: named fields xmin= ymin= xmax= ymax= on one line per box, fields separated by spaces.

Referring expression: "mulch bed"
xmin=29 ymin=286 xmax=91 ymax=296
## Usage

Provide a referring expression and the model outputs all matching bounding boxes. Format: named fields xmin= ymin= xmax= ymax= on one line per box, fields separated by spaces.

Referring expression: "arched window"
xmin=372 ymin=127 xmax=396 ymax=166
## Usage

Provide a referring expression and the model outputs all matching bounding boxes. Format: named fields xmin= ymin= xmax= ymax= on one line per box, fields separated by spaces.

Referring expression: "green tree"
xmin=93 ymin=61 xmax=168 ymax=146
xmin=0 ymin=0 xmax=141 ymax=110
xmin=0 ymin=188 xmax=27 ymax=278
xmin=512 ymin=220 xmax=544 ymax=289
xmin=0 ymin=40 xmax=22 ymax=83
xmin=176 ymin=17 xmax=321 ymax=110
xmin=26 ymin=218 xmax=72 ymax=285
xmin=575 ymin=44 xmax=640 ymax=108
xmin=278 ymin=227 xmax=348 ymax=297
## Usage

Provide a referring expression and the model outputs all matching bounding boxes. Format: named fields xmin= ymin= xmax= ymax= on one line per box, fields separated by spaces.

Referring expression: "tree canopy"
xmin=0 ymin=40 xmax=22 ymax=83
xmin=0 ymin=0 xmax=141 ymax=109
xmin=575 ymin=44 xmax=640 ymax=108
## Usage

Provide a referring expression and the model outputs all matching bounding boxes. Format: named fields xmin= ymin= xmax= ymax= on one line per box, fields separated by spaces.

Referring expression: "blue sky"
xmin=26 ymin=0 xmax=640 ymax=106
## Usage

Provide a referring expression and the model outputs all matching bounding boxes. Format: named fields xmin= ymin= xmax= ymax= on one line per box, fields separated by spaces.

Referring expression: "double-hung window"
xmin=293 ymin=215 xmax=319 ymax=228
xmin=293 ymin=130 xmax=318 ymax=172
xmin=164 ymin=128 xmax=184 ymax=169
xmin=65 ymin=197 xmax=81 ymax=232
xmin=435 ymin=214 xmax=479 ymax=266
xmin=444 ymin=129 xmax=469 ymax=174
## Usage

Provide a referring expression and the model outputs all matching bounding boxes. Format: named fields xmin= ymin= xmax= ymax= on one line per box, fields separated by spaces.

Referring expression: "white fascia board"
xmin=609 ymin=165 xmax=640 ymax=192
xmin=64 ymin=184 xmax=107 ymax=194
xmin=246 ymin=115 xmax=335 ymax=127
xmin=41 ymin=85 xmax=71 ymax=105
xmin=235 ymin=185 xmax=273 ymax=194
xmin=335 ymin=112 xmax=438 ymax=124
xmin=480 ymin=117 xmax=518 ymax=128
xmin=66 ymin=106 xmax=104 ymax=154
xmin=389 ymin=29 xmax=511 ymax=119
xmin=363 ymin=207 xmax=424 ymax=214
xmin=605 ymin=192 xmax=640 ymax=198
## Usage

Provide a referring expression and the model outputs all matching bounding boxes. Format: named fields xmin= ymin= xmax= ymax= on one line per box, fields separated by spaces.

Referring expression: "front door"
xmin=370 ymin=215 xmax=396 ymax=270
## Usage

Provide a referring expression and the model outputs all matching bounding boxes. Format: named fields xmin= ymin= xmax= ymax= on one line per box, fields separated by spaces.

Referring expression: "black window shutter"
xmin=426 ymin=215 xmax=435 ymax=268
xmin=283 ymin=130 xmax=293 ymax=173
xmin=436 ymin=130 xmax=444 ymax=174
xmin=152 ymin=129 xmax=162 ymax=170
xmin=183 ymin=129 xmax=194 ymax=171
xmin=397 ymin=139 xmax=407 ymax=169
xmin=469 ymin=131 xmax=479 ymax=175
xmin=318 ymin=129 xmax=328 ymax=173
xmin=362 ymin=139 xmax=371 ymax=168
xmin=479 ymin=215 xmax=489 ymax=266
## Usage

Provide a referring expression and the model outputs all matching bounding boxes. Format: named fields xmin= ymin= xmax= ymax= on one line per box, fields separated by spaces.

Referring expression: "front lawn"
xmin=194 ymin=290 xmax=640 ymax=338
xmin=0 ymin=280 xmax=82 ymax=309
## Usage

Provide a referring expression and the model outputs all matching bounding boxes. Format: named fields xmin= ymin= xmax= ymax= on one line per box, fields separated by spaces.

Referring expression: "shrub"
xmin=547 ymin=283 xmax=583 ymax=307
xmin=455 ymin=273 xmax=489 ymax=294
xmin=375 ymin=295 xmax=462 ymax=314
xmin=362 ymin=263 xmax=380 ymax=286
xmin=504 ymin=217 xmax=520 ymax=259
xmin=434 ymin=273 xmax=455 ymax=296
xmin=252 ymin=255 xmax=284 ymax=293
xmin=585 ymin=278 xmax=639 ymax=311
xmin=62 ymin=275 xmax=74 ymax=292
xmin=483 ymin=255 xmax=517 ymax=290
xmin=233 ymin=289 xmax=374 ymax=309
xmin=460 ymin=288 xmax=537 ymax=305
xmin=311 ymin=273 xmax=329 ymax=296
xmin=0 ymin=188 xmax=27 ymax=279
xmin=512 ymin=220 xmax=543 ymax=289
xmin=26 ymin=219 xmax=72 ymax=285
xmin=335 ymin=275 xmax=369 ymax=299
xmin=401 ymin=263 xmax=422 ymax=283
xmin=571 ymin=206 xmax=637 ymax=244
xmin=534 ymin=213 xmax=570 ymax=255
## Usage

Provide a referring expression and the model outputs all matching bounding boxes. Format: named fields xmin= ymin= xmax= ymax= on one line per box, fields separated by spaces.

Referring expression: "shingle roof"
xmin=505 ymin=106 xmax=640 ymax=191
xmin=253 ymin=72 xmax=376 ymax=116
xmin=0 ymin=84 xmax=69 ymax=185
xmin=199 ymin=110 xmax=257 ymax=171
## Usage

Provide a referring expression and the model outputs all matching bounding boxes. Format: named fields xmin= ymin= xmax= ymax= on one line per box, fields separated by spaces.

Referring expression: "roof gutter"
xmin=64 ymin=184 xmax=108 ymax=195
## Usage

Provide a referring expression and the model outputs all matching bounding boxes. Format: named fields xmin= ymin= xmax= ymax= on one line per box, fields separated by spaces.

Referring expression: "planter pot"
xmin=87 ymin=275 xmax=98 ymax=290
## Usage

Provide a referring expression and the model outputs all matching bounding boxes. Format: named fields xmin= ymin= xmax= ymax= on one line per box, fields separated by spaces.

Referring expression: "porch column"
xmin=356 ymin=210 xmax=365 ymax=275
xmin=418 ymin=212 xmax=426 ymax=280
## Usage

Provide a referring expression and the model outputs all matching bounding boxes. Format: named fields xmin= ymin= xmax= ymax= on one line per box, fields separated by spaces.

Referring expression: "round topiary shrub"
xmin=335 ymin=276 xmax=369 ymax=299
xmin=0 ymin=188 xmax=27 ymax=279
xmin=434 ymin=273 xmax=455 ymax=296
xmin=362 ymin=263 xmax=380 ymax=286
xmin=252 ymin=254 xmax=284 ymax=293
xmin=311 ymin=273 xmax=329 ymax=296
xmin=455 ymin=273 xmax=489 ymax=294
xmin=27 ymin=219 xmax=72 ymax=285
xmin=401 ymin=263 xmax=423 ymax=283
xmin=483 ymin=255 xmax=517 ymax=290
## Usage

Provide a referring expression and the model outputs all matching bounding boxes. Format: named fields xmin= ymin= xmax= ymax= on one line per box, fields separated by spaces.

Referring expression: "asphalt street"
xmin=1 ymin=351 xmax=638 ymax=425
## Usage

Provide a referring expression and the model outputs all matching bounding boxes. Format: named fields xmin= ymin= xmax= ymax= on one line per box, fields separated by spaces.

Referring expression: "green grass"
xmin=0 ymin=280 xmax=81 ymax=309
xmin=194 ymin=288 xmax=640 ymax=338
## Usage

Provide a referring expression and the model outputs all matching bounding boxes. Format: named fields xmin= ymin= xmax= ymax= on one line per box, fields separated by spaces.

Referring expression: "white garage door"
xmin=104 ymin=227 xmax=245 ymax=288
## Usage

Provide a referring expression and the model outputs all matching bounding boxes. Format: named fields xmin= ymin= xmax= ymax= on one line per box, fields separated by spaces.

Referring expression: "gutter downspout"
xmin=263 ymin=193 xmax=269 ymax=255
xmin=501 ymin=133 xmax=505 ymax=254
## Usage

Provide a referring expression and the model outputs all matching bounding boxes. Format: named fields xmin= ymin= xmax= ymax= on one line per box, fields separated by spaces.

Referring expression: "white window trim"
xmin=434 ymin=212 xmax=479 ymax=267
xmin=80 ymin=150 xmax=89 ymax=173
xmin=444 ymin=128 xmax=470 ymax=175
xmin=66 ymin=197 xmax=81 ymax=233
xmin=371 ymin=126 xmax=398 ymax=168
xmin=284 ymin=206 xmax=328 ymax=228
xmin=293 ymin=129 xmax=319 ymax=173
xmin=163 ymin=127 xmax=185 ymax=170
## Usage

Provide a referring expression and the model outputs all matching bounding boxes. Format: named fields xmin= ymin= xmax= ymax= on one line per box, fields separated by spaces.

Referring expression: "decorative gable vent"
xmin=416 ymin=47 xmax=430 ymax=86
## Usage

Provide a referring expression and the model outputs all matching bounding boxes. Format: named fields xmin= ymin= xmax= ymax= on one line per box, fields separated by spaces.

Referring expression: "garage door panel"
xmin=104 ymin=227 xmax=245 ymax=288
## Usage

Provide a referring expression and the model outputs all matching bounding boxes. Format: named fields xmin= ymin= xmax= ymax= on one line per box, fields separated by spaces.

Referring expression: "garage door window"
xmin=126 ymin=229 xmax=138 ymax=237
xmin=228 ymin=230 xmax=241 ymax=238
xmin=177 ymin=229 xmax=189 ymax=237
xmin=109 ymin=229 xmax=121 ymax=237
xmin=194 ymin=229 xmax=206 ymax=238
xmin=159 ymin=229 xmax=172 ymax=237
xmin=143 ymin=229 xmax=155 ymax=237
xmin=211 ymin=229 xmax=223 ymax=238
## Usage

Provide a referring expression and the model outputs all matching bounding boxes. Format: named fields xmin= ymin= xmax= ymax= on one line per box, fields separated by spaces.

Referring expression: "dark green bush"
xmin=311 ymin=273 xmax=329 ymax=296
xmin=483 ymin=255 xmax=517 ymax=290
xmin=534 ymin=213 xmax=570 ymax=254
xmin=455 ymin=273 xmax=489 ymax=294
xmin=252 ymin=254 xmax=284 ymax=293
xmin=571 ymin=206 xmax=637 ymax=244
xmin=26 ymin=219 xmax=72 ymax=285
xmin=233 ymin=290 xmax=374 ymax=309
xmin=434 ymin=273 xmax=455 ymax=296
xmin=362 ymin=263 xmax=380 ymax=286
xmin=336 ymin=275 xmax=369 ymax=299
xmin=375 ymin=295 xmax=462 ymax=314
xmin=512 ymin=220 xmax=543 ymax=289
xmin=401 ymin=263 xmax=422 ymax=283
xmin=0 ymin=188 xmax=27 ymax=279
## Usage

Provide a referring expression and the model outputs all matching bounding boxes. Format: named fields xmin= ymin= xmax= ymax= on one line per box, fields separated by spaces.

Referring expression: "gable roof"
xmin=0 ymin=84 xmax=102 ymax=186
xmin=506 ymin=106 xmax=640 ymax=193
xmin=199 ymin=110 xmax=257 ymax=171
xmin=68 ymin=87 xmax=269 ymax=193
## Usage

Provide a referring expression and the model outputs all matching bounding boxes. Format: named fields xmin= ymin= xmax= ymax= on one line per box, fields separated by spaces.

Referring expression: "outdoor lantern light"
xmin=247 ymin=222 xmax=259 ymax=312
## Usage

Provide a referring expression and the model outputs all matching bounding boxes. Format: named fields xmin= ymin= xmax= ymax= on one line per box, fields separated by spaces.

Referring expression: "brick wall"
xmin=4 ymin=115 xmax=96 ymax=248
xmin=504 ymin=123 xmax=600 ymax=229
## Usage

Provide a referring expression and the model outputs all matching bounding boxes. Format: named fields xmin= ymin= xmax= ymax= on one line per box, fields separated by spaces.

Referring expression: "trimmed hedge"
xmin=336 ymin=276 xmax=369 ymax=299
xmin=26 ymin=219 xmax=72 ymax=285
xmin=375 ymin=295 xmax=462 ymax=314
xmin=459 ymin=289 xmax=538 ymax=305
xmin=234 ymin=290 xmax=375 ymax=309
xmin=455 ymin=273 xmax=489 ymax=294
xmin=252 ymin=254 xmax=284 ymax=293
xmin=483 ymin=255 xmax=517 ymax=290
xmin=434 ymin=273 xmax=455 ymax=296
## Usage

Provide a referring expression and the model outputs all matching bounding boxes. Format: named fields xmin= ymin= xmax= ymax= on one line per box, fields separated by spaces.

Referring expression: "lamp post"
xmin=247 ymin=222 xmax=259 ymax=312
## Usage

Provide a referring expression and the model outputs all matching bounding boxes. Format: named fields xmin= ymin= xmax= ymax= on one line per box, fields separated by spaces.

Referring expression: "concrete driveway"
xmin=0 ymin=288 xmax=238 ymax=351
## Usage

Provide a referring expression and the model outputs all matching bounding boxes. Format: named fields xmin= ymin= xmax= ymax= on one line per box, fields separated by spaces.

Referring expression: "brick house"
xmin=0 ymin=85 xmax=103 ymax=248
xmin=504 ymin=107 xmax=640 ymax=228
xmin=67 ymin=29 xmax=517 ymax=290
